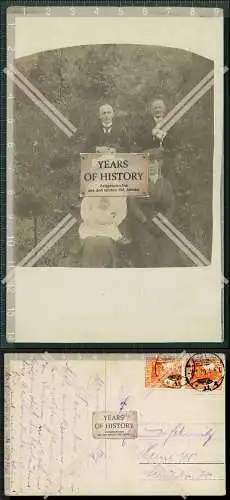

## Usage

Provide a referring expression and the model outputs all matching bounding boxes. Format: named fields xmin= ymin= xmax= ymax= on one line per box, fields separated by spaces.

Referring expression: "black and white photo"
xmin=6 ymin=7 xmax=224 ymax=343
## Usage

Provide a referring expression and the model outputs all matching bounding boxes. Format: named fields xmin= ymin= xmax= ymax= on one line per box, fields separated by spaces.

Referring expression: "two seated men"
xmin=78 ymin=101 xmax=178 ymax=268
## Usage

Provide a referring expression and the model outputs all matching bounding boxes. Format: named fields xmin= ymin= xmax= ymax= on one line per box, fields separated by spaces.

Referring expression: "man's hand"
xmin=96 ymin=146 xmax=116 ymax=154
xmin=96 ymin=146 xmax=107 ymax=153
xmin=152 ymin=127 xmax=167 ymax=142
xmin=140 ymin=214 xmax=147 ymax=224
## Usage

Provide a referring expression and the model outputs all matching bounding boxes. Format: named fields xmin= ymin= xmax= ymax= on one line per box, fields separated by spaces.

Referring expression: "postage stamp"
xmin=145 ymin=353 xmax=224 ymax=390
xmin=92 ymin=410 xmax=138 ymax=439
xmin=185 ymin=353 xmax=224 ymax=391
xmin=145 ymin=355 xmax=185 ymax=389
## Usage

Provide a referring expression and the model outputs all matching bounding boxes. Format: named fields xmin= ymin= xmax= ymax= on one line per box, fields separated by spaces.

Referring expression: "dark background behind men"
xmin=14 ymin=44 xmax=213 ymax=266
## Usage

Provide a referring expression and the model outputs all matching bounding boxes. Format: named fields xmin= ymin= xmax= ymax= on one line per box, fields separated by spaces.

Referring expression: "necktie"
xmin=103 ymin=127 xmax=112 ymax=135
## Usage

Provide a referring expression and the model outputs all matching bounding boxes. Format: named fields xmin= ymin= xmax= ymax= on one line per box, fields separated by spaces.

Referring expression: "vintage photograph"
xmin=13 ymin=43 xmax=214 ymax=268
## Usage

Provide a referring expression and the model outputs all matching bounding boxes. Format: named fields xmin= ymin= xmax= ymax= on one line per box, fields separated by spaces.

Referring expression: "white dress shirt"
xmin=102 ymin=122 xmax=112 ymax=134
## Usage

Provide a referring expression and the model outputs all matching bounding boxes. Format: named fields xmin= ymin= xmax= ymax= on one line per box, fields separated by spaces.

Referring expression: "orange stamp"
xmin=185 ymin=353 xmax=224 ymax=391
xmin=145 ymin=355 xmax=185 ymax=389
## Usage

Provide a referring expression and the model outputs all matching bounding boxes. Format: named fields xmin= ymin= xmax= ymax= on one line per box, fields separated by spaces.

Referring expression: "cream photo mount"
xmin=5 ymin=7 xmax=225 ymax=343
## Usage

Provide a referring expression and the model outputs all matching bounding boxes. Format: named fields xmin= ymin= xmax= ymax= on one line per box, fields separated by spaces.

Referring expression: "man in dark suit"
xmin=135 ymin=98 xmax=176 ymax=154
xmin=79 ymin=104 xmax=131 ymax=267
xmin=85 ymin=103 xmax=129 ymax=153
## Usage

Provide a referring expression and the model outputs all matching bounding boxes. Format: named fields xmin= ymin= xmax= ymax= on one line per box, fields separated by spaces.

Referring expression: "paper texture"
xmin=6 ymin=8 xmax=224 ymax=343
xmin=5 ymin=353 xmax=225 ymax=496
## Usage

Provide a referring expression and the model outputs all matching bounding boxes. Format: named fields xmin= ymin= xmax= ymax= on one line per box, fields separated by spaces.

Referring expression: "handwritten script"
xmin=139 ymin=421 xmax=223 ymax=482
xmin=5 ymin=358 xmax=106 ymax=495
xmin=142 ymin=464 xmax=223 ymax=481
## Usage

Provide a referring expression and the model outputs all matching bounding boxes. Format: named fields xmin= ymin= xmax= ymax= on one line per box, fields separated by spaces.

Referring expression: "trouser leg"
xmin=80 ymin=237 xmax=116 ymax=268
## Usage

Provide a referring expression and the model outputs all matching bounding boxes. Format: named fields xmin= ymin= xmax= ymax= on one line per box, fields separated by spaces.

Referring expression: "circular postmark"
xmin=185 ymin=353 xmax=224 ymax=391
xmin=154 ymin=355 xmax=185 ymax=389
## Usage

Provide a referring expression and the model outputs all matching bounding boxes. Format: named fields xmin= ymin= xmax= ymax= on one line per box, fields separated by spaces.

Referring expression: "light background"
xmin=8 ymin=10 xmax=224 ymax=343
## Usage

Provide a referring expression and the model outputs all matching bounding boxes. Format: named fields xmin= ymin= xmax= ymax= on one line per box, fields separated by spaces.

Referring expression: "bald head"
xmin=99 ymin=104 xmax=114 ymax=126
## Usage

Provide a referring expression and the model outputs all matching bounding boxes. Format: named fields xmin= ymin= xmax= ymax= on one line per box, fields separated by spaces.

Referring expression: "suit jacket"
xmin=128 ymin=176 xmax=175 ymax=229
xmin=134 ymin=116 xmax=176 ymax=153
xmin=85 ymin=120 xmax=130 ymax=153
